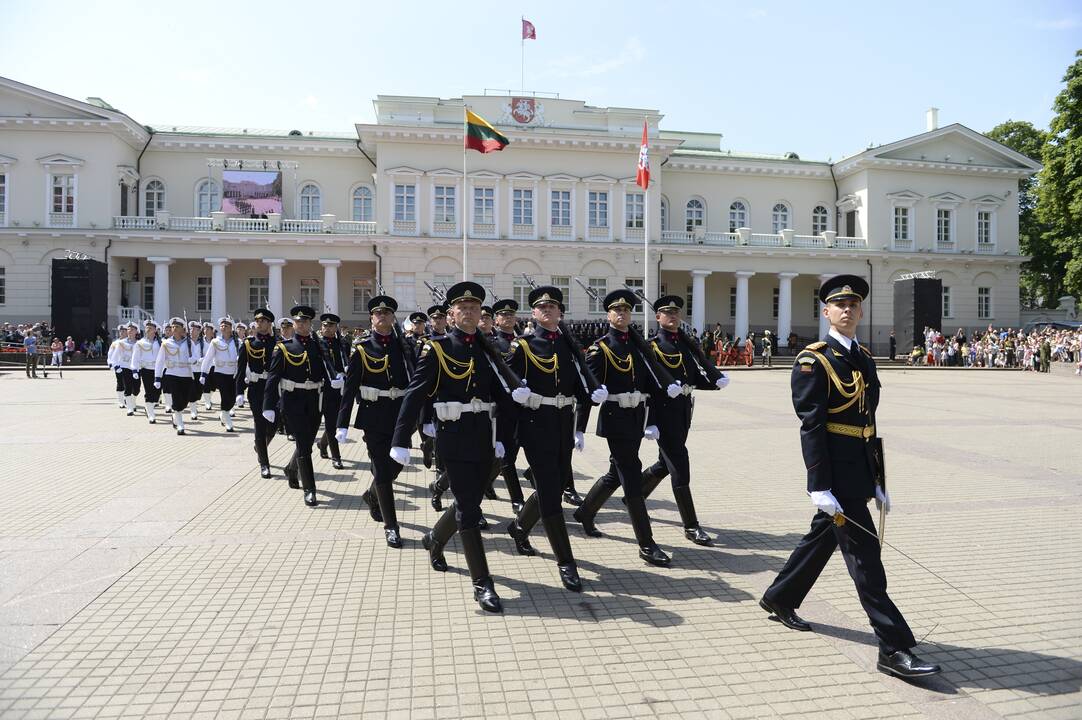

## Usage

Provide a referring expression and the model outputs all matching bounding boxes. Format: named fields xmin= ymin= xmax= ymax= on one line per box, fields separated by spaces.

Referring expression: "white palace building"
xmin=0 ymin=76 xmax=1041 ymax=352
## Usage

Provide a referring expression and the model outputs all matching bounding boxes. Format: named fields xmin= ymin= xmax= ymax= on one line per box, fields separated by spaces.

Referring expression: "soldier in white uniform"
xmin=186 ymin=321 xmax=206 ymax=420
xmin=130 ymin=319 xmax=163 ymax=423
xmin=107 ymin=324 xmax=127 ymax=407
xmin=155 ymin=317 xmax=194 ymax=435
xmin=233 ymin=322 xmax=248 ymax=409
xmin=200 ymin=316 xmax=240 ymax=431
xmin=201 ymin=322 xmax=217 ymax=411
xmin=113 ymin=323 xmax=140 ymax=416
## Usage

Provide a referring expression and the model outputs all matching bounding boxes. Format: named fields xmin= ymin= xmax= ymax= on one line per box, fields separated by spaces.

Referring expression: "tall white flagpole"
xmin=521 ymin=17 xmax=525 ymax=91
xmin=463 ymin=107 xmax=469 ymax=280
xmin=643 ymin=118 xmax=650 ymax=332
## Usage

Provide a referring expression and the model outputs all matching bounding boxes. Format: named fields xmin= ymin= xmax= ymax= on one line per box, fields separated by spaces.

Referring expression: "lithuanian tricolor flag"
xmin=465 ymin=110 xmax=510 ymax=153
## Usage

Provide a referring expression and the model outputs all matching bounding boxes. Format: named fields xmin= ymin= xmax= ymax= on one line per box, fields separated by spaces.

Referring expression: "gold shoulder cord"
xmin=276 ymin=342 xmax=308 ymax=367
xmin=804 ymin=350 xmax=865 ymax=414
xmin=358 ymin=345 xmax=390 ymax=375
xmin=518 ymin=339 xmax=558 ymax=381
xmin=426 ymin=339 xmax=474 ymax=397
xmin=598 ymin=340 xmax=634 ymax=381
xmin=164 ymin=341 xmax=178 ymax=356
xmin=652 ymin=341 xmax=684 ymax=370
xmin=244 ymin=338 xmax=265 ymax=361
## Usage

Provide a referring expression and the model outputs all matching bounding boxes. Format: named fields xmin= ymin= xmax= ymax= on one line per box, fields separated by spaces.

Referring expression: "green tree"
xmin=1038 ymin=49 xmax=1082 ymax=302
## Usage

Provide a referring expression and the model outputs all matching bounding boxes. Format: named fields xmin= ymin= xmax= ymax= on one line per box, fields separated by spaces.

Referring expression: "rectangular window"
xmin=978 ymin=287 xmax=992 ymax=319
xmin=729 ymin=287 xmax=737 ymax=318
xmin=812 ymin=208 xmax=829 ymax=235
xmin=394 ymin=184 xmax=416 ymax=222
xmin=936 ymin=209 xmax=952 ymax=244
xmin=434 ymin=185 xmax=456 ymax=224
xmin=551 ymin=190 xmax=571 ymax=226
xmin=588 ymin=277 xmax=607 ymax=313
xmin=394 ymin=272 xmax=415 ymax=310
xmin=196 ymin=276 xmax=211 ymax=313
xmin=512 ymin=276 xmax=532 ymax=308
xmin=143 ymin=278 xmax=155 ymax=312
xmin=625 ymin=192 xmax=644 ymax=228
xmin=352 ymin=188 xmax=373 ymax=222
xmin=625 ymin=277 xmax=644 ymax=313
xmin=473 ymin=187 xmax=495 ymax=225
xmin=249 ymin=277 xmax=268 ymax=313
xmin=473 ymin=274 xmax=495 ymax=297
xmin=686 ymin=284 xmax=693 ymax=316
xmin=772 ymin=287 xmax=779 ymax=319
xmin=512 ymin=188 xmax=533 ymax=225
xmin=588 ymin=191 xmax=609 ymax=228
xmin=299 ymin=278 xmax=321 ymax=309
xmin=431 ymin=274 xmax=455 ymax=298
xmin=52 ymin=175 xmax=75 ymax=213
xmin=551 ymin=276 xmax=571 ymax=314
xmin=0 ymin=266 xmax=5 ymax=305
xmin=0 ymin=173 xmax=6 ymax=216
xmin=893 ymin=207 xmax=910 ymax=242
xmin=942 ymin=286 xmax=952 ymax=318
xmin=977 ymin=210 xmax=992 ymax=246
xmin=352 ymin=278 xmax=373 ymax=314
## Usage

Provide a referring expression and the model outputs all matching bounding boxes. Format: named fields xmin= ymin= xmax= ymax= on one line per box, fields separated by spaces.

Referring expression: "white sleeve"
xmin=200 ymin=340 xmax=217 ymax=374
xmin=154 ymin=343 xmax=166 ymax=377
xmin=107 ymin=341 xmax=116 ymax=366
xmin=129 ymin=344 xmax=142 ymax=371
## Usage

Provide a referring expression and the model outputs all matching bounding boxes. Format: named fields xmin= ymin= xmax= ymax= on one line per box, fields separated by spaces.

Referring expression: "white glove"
xmin=330 ymin=378 xmax=344 ymax=390
xmin=199 ymin=375 xmax=206 ymax=385
xmin=132 ymin=369 xmax=140 ymax=378
xmin=262 ymin=409 xmax=276 ymax=424
xmin=153 ymin=381 xmax=161 ymax=390
xmin=422 ymin=422 xmax=436 ymax=438
xmin=666 ymin=382 xmax=682 ymax=399
xmin=875 ymin=486 xmax=891 ymax=514
xmin=591 ymin=385 xmax=609 ymax=404
xmin=389 ymin=446 xmax=411 ymax=466
xmin=495 ymin=441 xmax=505 ymax=459
xmin=235 ymin=394 xmax=245 ymax=407
xmin=715 ymin=373 xmax=730 ymax=389
xmin=114 ymin=367 xmax=122 ymax=374
xmin=335 ymin=427 xmax=348 ymax=444
xmin=810 ymin=489 xmax=843 ymax=517
xmin=511 ymin=386 xmax=532 ymax=405
xmin=643 ymin=425 xmax=660 ymax=441
xmin=574 ymin=431 xmax=585 ymax=452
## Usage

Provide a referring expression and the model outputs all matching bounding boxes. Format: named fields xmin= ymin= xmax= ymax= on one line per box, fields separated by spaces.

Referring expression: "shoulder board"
xmin=859 ymin=344 xmax=872 ymax=356
xmin=586 ymin=342 xmax=601 ymax=355
xmin=419 ymin=339 xmax=433 ymax=358
xmin=509 ymin=339 xmax=521 ymax=351
xmin=796 ymin=355 xmax=817 ymax=365
xmin=805 ymin=341 xmax=827 ymax=350
xmin=353 ymin=331 xmax=371 ymax=345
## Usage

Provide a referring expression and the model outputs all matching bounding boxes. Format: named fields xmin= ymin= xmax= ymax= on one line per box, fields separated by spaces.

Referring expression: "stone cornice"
xmin=665 ymin=156 xmax=831 ymax=178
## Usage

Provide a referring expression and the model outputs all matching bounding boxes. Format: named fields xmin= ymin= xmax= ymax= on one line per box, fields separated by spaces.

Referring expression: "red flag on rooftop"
xmin=636 ymin=120 xmax=650 ymax=190
xmin=522 ymin=18 xmax=536 ymax=40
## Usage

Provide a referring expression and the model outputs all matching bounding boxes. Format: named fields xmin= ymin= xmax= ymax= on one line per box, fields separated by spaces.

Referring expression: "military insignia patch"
xmin=800 ymin=365 xmax=814 ymax=373
xmin=420 ymin=340 xmax=432 ymax=358
xmin=797 ymin=355 xmax=816 ymax=365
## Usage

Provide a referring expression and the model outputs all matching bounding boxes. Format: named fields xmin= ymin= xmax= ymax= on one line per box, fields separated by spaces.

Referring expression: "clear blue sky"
xmin=2 ymin=0 xmax=1078 ymax=161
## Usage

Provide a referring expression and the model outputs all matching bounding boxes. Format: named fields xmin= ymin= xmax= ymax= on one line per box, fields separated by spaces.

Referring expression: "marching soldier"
xmin=759 ymin=275 xmax=941 ymax=679
xmin=234 ymin=322 xmax=249 ymax=408
xmin=504 ymin=287 xmax=607 ymax=591
xmin=154 ymin=318 xmax=194 ymax=435
xmin=130 ymin=319 xmax=163 ymax=424
xmin=200 ymin=321 xmax=217 ymax=411
xmin=404 ymin=311 xmax=428 ymax=358
xmin=107 ymin=323 xmax=127 ymax=407
xmin=200 ymin=317 xmax=240 ymax=431
xmin=263 ymin=306 xmax=329 ymax=507
xmin=573 ymin=290 xmax=682 ymax=567
xmin=316 ymin=313 xmax=347 ymax=469
xmin=335 ymin=295 xmax=411 ymax=548
xmin=114 ymin=322 xmax=139 ymax=416
xmin=276 ymin=316 xmax=295 ymax=439
xmin=489 ymin=298 xmax=526 ymax=511
xmin=186 ymin=321 xmax=206 ymax=420
xmin=389 ymin=282 xmax=521 ymax=613
xmin=638 ymin=295 xmax=729 ymax=546
xmin=236 ymin=309 xmax=276 ymax=478
xmin=423 ymin=302 xmax=453 ymax=507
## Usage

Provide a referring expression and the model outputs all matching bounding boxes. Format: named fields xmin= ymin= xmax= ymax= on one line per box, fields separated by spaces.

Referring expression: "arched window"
xmin=729 ymin=201 xmax=747 ymax=232
xmin=144 ymin=180 xmax=165 ymax=217
xmin=685 ymin=198 xmax=704 ymax=232
xmin=352 ymin=186 xmax=373 ymax=222
xmin=812 ymin=205 xmax=829 ymax=235
xmin=660 ymin=197 xmax=669 ymax=231
xmin=299 ymin=184 xmax=321 ymax=221
xmin=197 ymin=180 xmax=220 ymax=217
xmin=771 ymin=202 xmax=790 ymax=233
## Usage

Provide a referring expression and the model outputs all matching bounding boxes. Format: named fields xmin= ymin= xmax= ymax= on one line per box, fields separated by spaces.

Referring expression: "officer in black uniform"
xmin=489 ymin=298 xmax=527 ymax=512
xmin=236 ymin=308 xmax=277 ymax=478
xmin=336 ymin=295 xmax=411 ymax=548
xmin=263 ymin=305 xmax=328 ymax=507
xmin=316 ymin=313 xmax=347 ymax=469
xmin=390 ymin=282 xmax=521 ymax=613
xmin=636 ymin=295 xmax=730 ymax=546
xmin=573 ymin=289 xmax=682 ymax=567
xmin=760 ymin=274 xmax=941 ymax=679
xmin=420 ymin=304 xmax=448 ymax=475
xmin=404 ymin=311 xmax=428 ymax=358
xmin=504 ymin=286 xmax=606 ymax=591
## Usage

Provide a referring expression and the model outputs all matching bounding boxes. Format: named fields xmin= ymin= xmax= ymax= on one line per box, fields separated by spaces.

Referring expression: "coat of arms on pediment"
xmin=499 ymin=98 xmax=546 ymax=127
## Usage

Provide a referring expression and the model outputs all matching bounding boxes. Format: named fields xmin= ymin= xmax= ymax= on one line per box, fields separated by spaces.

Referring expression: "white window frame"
xmin=977 ymin=287 xmax=992 ymax=319
xmin=512 ymin=187 xmax=533 ymax=226
xmin=0 ymin=266 xmax=7 ymax=305
xmin=660 ymin=196 xmax=669 ymax=232
xmin=936 ymin=208 xmax=955 ymax=247
xmin=434 ymin=185 xmax=457 ymax=224
xmin=196 ymin=276 xmax=212 ymax=313
xmin=887 ymin=192 xmax=921 ymax=249
xmin=473 ymin=274 xmax=495 ymax=298
xmin=772 ymin=287 xmax=779 ymax=319
xmin=512 ymin=276 xmax=532 ymax=308
xmin=685 ymin=198 xmax=705 ymax=232
xmin=625 ymin=191 xmax=644 ymax=229
xmin=729 ymin=286 xmax=737 ymax=318
xmin=625 ymin=277 xmax=644 ymax=312
xmin=685 ymin=284 xmax=694 ymax=316
xmin=51 ymin=174 xmax=76 ymax=215
xmin=298 ymin=183 xmax=322 ymax=221
xmin=588 ymin=277 xmax=607 ymax=313
xmin=893 ymin=206 xmax=912 ymax=246
xmin=473 ymin=186 xmax=495 ymax=226
xmin=249 ymin=277 xmax=269 ymax=313
xmin=393 ymin=273 xmax=416 ymax=310
xmin=942 ymin=286 xmax=952 ymax=319
xmin=143 ymin=277 xmax=154 ymax=312
xmin=550 ymin=189 xmax=572 ymax=227
xmin=143 ymin=179 xmax=166 ymax=217
xmin=352 ymin=278 xmax=374 ymax=314
xmin=551 ymin=276 xmax=571 ymax=314
xmin=298 ymin=278 xmax=321 ymax=309
xmin=771 ymin=202 xmax=791 ymax=234
xmin=352 ymin=185 xmax=374 ymax=222
xmin=394 ymin=183 xmax=417 ymax=222
xmin=195 ymin=178 xmax=220 ymax=217
xmin=729 ymin=200 xmax=748 ymax=232
xmin=976 ymin=208 xmax=997 ymax=251
xmin=0 ymin=171 xmax=7 ymax=227
xmin=588 ymin=190 xmax=609 ymax=228
xmin=812 ymin=205 xmax=829 ymax=235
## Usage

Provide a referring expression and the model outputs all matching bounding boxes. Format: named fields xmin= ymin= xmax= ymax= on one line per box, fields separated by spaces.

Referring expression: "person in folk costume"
xmin=236 ymin=309 xmax=277 ymax=478
xmin=200 ymin=317 xmax=240 ymax=432
xmin=335 ymin=295 xmax=412 ymax=548
xmin=130 ymin=319 xmax=163 ymax=423
xmin=154 ymin=318 xmax=195 ymax=435
xmin=316 ymin=312 xmax=347 ymax=469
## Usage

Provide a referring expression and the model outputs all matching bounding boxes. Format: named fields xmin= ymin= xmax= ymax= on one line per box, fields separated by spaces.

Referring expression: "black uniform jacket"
xmin=582 ymin=326 xmax=663 ymax=439
xmin=263 ymin=333 xmax=329 ymax=412
xmin=792 ymin=334 xmax=881 ymax=498
xmin=320 ymin=334 xmax=347 ymax=378
xmin=337 ymin=330 xmax=410 ymax=436
xmin=506 ymin=325 xmax=592 ymax=439
xmin=649 ymin=329 xmax=718 ymax=428
xmin=391 ymin=327 xmax=513 ymax=462
xmin=490 ymin=330 xmax=516 ymax=354
xmin=235 ymin=333 xmax=274 ymax=391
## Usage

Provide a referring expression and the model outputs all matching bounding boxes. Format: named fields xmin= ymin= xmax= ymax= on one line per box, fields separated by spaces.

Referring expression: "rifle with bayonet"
xmin=521 ymin=273 xmax=601 ymax=392
xmin=622 ymin=283 xmax=723 ymax=384
xmin=377 ymin=280 xmax=414 ymax=379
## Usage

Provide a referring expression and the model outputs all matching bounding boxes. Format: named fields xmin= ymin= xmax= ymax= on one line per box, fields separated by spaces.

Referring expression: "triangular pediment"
xmin=468 ymin=170 xmax=503 ymax=179
xmin=971 ymin=193 xmax=1006 ymax=205
xmin=885 ymin=190 xmax=923 ymax=201
xmin=0 ymin=153 xmax=17 ymax=166
xmin=506 ymin=171 xmax=542 ymax=180
xmin=37 ymin=153 xmax=85 ymax=166
xmin=928 ymin=191 xmax=966 ymax=204
xmin=873 ymin=125 xmax=1041 ymax=171
xmin=544 ymin=173 xmax=580 ymax=182
xmin=385 ymin=166 xmax=423 ymax=175
xmin=0 ymin=83 xmax=109 ymax=121
xmin=426 ymin=168 xmax=462 ymax=177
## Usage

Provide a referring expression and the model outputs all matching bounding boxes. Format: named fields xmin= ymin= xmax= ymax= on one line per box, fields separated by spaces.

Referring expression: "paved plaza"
xmin=0 ymin=365 xmax=1079 ymax=719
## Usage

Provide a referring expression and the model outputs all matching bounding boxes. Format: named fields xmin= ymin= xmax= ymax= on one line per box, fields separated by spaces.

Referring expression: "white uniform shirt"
xmin=130 ymin=337 xmax=161 ymax=371
xmin=155 ymin=338 xmax=193 ymax=378
xmin=113 ymin=339 xmax=136 ymax=367
xmin=187 ymin=337 xmax=206 ymax=373
xmin=201 ymin=336 xmax=239 ymax=375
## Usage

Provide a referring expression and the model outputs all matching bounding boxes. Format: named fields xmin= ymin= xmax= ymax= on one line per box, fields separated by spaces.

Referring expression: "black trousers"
xmin=445 ymin=458 xmax=488 ymax=530
xmin=647 ymin=418 xmax=691 ymax=490
xmin=284 ymin=388 xmax=322 ymax=461
xmin=763 ymin=498 xmax=916 ymax=653
xmin=114 ymin=369 xmax=125 ymax=391
xmin=247 ymin=381 xmax=273 ymax=465
xmin=123 ymin=370 xmax=141 ymax=397
xmin=139 ymin=369 xmax=161 ymax=403
xmin=520 ymin=407 xmax=576 ymax=519
xmin=161 ymin=375 xmax=191 ymax=411
xmin=188 ymin=372 xmax=204 ymax=402
xmin=207 ymin=372 xmax=236 ymax=411
xmin=596 ymin=436 xmax=646 ymax=498
xmin=319 ymin=388 xmax=342 ymax=459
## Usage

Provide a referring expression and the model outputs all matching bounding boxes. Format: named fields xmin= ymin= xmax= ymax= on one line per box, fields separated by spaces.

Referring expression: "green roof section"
xmin=147 ymin=125 xmax=357 ymax=140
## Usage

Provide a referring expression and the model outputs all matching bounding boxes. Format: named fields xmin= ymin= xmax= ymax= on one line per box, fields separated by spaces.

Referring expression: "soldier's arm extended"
xmin=235 ymin=339 xmax=249 ymax=392
xmin=153 ymin=342 xmax=166 ymax=382
xmin=792 ymin=350 xmax=832 ymax=493
xmin=336 ymin=346 xmax=364 ymax=429
xmin=391 ymin=340 xmax=439 ymax=448
xmin=263 ymin=344 xmax=284 ymax=414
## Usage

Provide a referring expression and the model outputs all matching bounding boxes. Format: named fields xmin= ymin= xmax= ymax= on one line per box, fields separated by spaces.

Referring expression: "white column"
xmin=735 ymin=271 xmax=755 ymax=341
xmin=149 ymin=257 xmax=174 ymax=323
xmin=320 ymin=259 xmax=341 ymax=315
xmin=691 ymin=270 xmax=711 ymax=333
xmin=264 ymin=259 xmax=286 ymax=320
xmin=777 ymin=272 xmax=798 ymax=343
xmin=206 ymin=257 xmax=230 ymax=321
xmin=818 ymin=273 xmax=833 ymax=340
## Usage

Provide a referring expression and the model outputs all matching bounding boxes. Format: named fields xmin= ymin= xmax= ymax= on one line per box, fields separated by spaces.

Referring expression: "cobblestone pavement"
xmin=0 ymin=366 xmax=1079 ymax=719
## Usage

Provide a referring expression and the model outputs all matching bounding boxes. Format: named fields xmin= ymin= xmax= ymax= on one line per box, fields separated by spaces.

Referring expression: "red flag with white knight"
xmin=636 ymin=120 xmax=650 ymax=190
xmin=522 ymin=18 xmax=536 ymax=40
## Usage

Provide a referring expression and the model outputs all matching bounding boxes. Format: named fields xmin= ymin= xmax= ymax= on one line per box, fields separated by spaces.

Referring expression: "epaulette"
xmin=586 ymin=342 xmax=601 ymax=356
xmin=859 ymin=344 xmax=872 ymax=356
xmin=509 ymin=339 xmax=521 ymax=352
xmin=805 ymin=341 xmax=827 ymax=350
xmin=353 ymin=331 xmax=371 ymax=345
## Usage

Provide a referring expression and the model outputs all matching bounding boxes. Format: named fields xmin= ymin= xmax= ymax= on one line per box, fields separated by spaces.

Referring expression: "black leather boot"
xmin=624 ymin=463 xmax=666 ymax=505
xmin=420 ymin=436 xmax=434 ymax=469
xmin=484 ymin=458 xmax=500 ymax=500
xmin=328 ymin=437 xmax=342 ymax=468
xmin=626 ymin=495 xmax=670 ymax=566
xmin=542 ymin=514 xmax=582 ymax=592
xmin=562 ymin=476 xmax=584 ymax=506
xmin=506 ymin=493 xmax=538 ymax=556
xmin=429 ymin=471 xmax=449 ymax=511
xmin=572 ymin=477 xmax=616 ymax=538
xmin=317 ymin=434 xmax=329 ymax=459
xmin=459 ymin=527 xmax=502 ymax=613
xmin=299 ymin=455 xmax=318 ymax=507
xmin=502 ymin=464 xmax=525 ymax=513
xmin=362 ymin=483 xmax=383 ymax=523
xmin=673 ymin=486 xmax=712 ymax=545
xmin=421 ymin=503 xmax=458 ymax=572
xmin=373 ymin=482 xmax=401 ymax=548
xmin=285 ymin=453 xmax=300 ymax=489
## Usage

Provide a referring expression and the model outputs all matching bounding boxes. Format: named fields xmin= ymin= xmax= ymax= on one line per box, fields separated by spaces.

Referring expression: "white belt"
xmin=165 ymin=362 xmax=180 ymax=369
xmin=526 ymin=393 xmax=576 ymax=411
xmin=214 ymin=363 xmax=237 ymax=372
xmin=246 ymin=370 xmax=268 ymax=382
xmin=606 ymin=391 xmax=646 ymax=408
xmin=280 ymin=379 xmax=323 ymax=392
xmin=433 ymin=399 xmax=495 ymax=421
xmin=679 ymin=384 xmax=694 ymax=397
xmin=360 ymin=386 xmax=405 ymax=401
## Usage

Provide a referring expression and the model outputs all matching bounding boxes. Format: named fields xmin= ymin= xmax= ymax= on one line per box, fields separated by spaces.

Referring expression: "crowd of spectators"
xmin=2 ymin=322 xmax=105 ymax=362
xmin=907 ymin=325 xmax=1082 ymax=373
